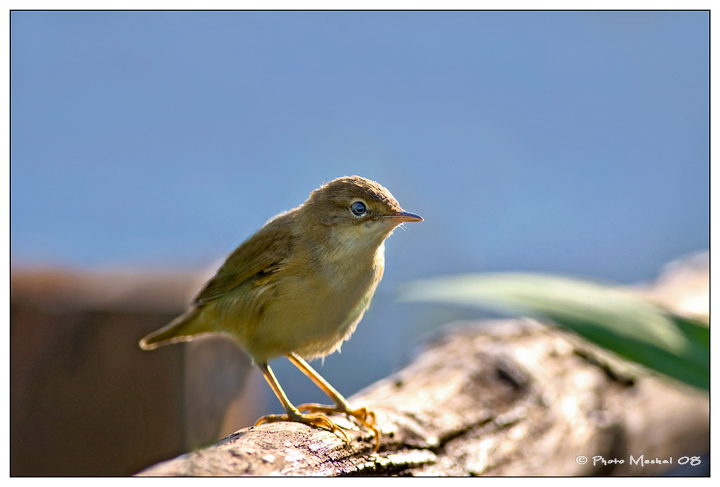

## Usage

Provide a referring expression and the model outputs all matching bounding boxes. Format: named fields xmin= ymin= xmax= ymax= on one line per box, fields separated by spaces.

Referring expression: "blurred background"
xmin=10 ymin=11 xmax=708 ymax=475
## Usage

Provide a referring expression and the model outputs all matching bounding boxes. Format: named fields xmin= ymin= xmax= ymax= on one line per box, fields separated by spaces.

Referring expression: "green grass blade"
xmin=399 ymin=273 xmax=709 ymax=391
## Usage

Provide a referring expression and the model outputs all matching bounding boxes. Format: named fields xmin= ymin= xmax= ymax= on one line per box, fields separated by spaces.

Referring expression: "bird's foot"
xmin=297 ymin=403 xmax=380 ymax=452
xmin=254 ymin=409 xmax=349 ymax=445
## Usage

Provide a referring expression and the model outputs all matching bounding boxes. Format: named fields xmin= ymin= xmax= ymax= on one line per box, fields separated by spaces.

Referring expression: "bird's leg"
xmin=287 ymin=352 xmax=380 ymax=452
xmin=254 ymin=362 xmax=349 ymax=445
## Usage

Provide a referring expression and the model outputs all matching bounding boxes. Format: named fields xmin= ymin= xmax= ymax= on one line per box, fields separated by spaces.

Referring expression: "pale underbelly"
xmin=226 ymin=271 xmax=380 ymax=362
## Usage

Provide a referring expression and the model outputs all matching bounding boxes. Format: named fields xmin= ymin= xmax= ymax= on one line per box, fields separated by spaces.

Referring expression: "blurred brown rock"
xmin=10 ymin=267 xmax=258 ymax=476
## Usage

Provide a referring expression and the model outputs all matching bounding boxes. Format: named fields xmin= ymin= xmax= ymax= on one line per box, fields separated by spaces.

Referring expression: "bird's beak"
xmin=386 ymin=210 xmax=424 ymax=223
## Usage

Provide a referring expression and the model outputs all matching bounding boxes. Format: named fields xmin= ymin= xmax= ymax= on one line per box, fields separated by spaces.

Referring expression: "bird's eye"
xmin=350 ymin=201 xmax=367 ymax=216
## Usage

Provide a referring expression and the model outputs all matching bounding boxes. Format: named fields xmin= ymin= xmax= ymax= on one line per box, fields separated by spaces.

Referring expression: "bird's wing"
xmin=192 ymin=215 xmax=293 ymax=306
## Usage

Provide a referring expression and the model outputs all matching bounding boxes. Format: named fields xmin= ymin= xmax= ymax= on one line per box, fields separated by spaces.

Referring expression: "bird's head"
xmin=301 ymin=175 xmax=423 ymax=250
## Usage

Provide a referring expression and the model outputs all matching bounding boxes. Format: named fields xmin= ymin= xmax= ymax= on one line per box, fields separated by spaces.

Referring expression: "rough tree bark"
xmin=137 ymin=318 xmax=709 ymax=476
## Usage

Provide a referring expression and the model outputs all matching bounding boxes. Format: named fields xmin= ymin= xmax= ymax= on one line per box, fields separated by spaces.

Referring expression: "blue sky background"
xmin=10 ymin=11 xmax=709 ymax=407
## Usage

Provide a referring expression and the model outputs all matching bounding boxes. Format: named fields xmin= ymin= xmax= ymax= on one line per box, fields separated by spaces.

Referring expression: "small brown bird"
xmin=139 ymin=176 xmax=422 ymax=451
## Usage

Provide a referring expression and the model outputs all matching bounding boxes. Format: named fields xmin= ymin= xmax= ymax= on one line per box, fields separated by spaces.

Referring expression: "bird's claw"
xmin=254 ymin=411 xmax=349 ymax=445
xmin=296 ymin=403 xmax=380 ymax=452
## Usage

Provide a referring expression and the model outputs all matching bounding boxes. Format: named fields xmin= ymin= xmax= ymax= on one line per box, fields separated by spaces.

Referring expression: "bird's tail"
xmin=139 ymin=307 xmax=210 ymax=350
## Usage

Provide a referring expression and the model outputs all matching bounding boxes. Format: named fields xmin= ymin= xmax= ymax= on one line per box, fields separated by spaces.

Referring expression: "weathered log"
xmin=137 ymin=318 xmax=709 ymax=476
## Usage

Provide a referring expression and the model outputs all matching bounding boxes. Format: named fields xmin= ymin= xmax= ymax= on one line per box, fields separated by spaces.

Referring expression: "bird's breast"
xmin=235 ymin=237 xmax=387 ymax=362
xmin=279 ymin=242 xmax=386 ymax=359
xmin=316 ymin=242 xmax=384 ymax=327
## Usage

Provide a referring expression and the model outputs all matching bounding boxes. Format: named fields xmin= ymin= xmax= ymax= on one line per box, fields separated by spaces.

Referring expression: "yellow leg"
xmin=254 ymin=362 xmax=349 ymax=445
xmin=287 ymin=353 xmax=380 ymax=452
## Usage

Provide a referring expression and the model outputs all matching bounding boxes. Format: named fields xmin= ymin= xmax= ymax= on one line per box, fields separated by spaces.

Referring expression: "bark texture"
xmin=138 ymin=318 xmax=709 ymax=476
